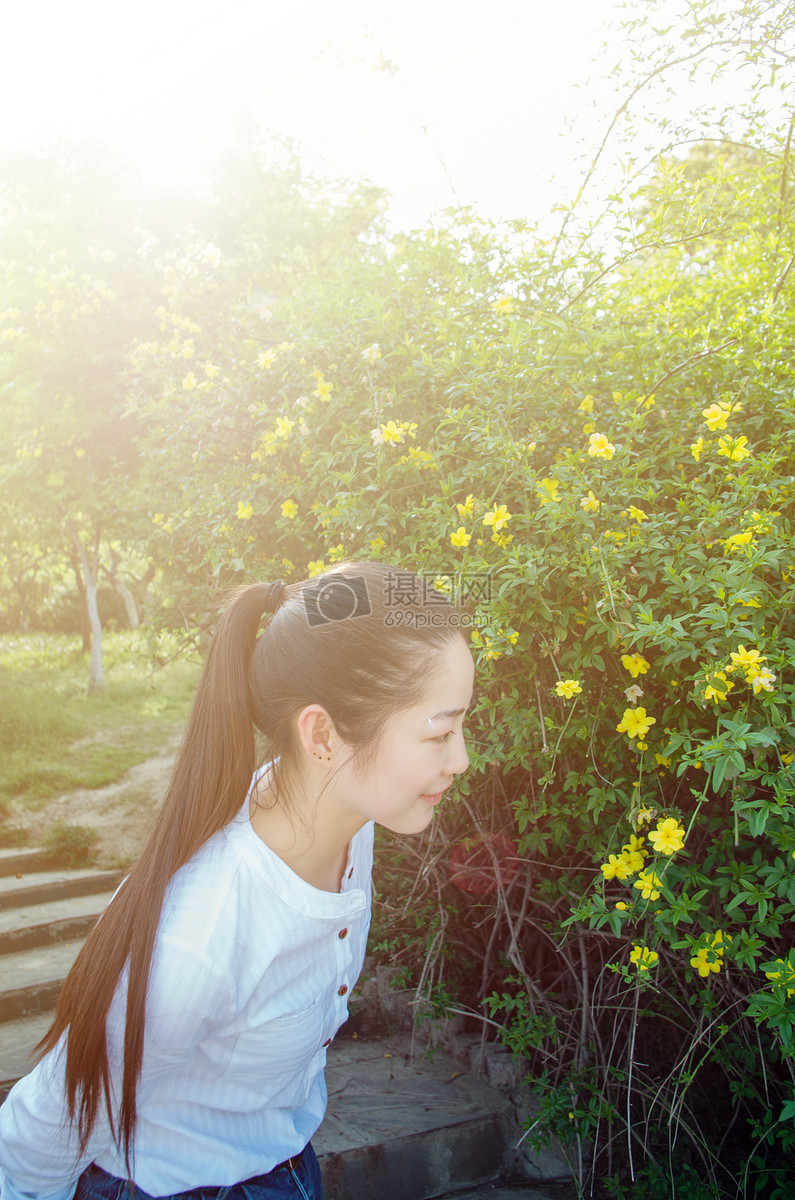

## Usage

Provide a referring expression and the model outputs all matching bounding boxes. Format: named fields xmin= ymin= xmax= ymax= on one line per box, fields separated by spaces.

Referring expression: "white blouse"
xmin=0 ymin=795 xmax=374 ymax=1200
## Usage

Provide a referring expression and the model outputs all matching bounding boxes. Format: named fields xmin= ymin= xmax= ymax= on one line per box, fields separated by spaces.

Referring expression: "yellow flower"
xmin=621 ymin=848 xmax=646 ymax=873
xmin=703 ymin=671 xmax=733 ymax=703
xmin=256 ymin=349 xmax=278 ymax=369
xmin=690 ymin=436 xmax=706 ymax=462
xmin=536 ymin=478 xmax=560 ymax=505
xmin=456 ymin=494 xmax=475 ymax=518
xmin=471 ymin=630 xmax=503 ymax=660
xmin=399 ymin=447 xmax=436 ymax=469
xmin=182 ymin=372 xmax=197 ymax=390
xmin=615 ymin=901 xmax=628 ymax=911
xmin=587 ymin=432 xmax=616 ymax=459
xmin=491 ymin=295 xmax=513 ymax=314
xmin=782 ymin=751 xmax=794 ymax=766
xmin=635 ymin=806 xmax=656 ymax=828
xmin=601 ymin=853 xmax=632 ymax=881
xmin=703 ymin=400 xmax=741 ymax=430
xmin=690 ymin=948 xmax=722 ymax=978
xmin=629 ymin=944 xmax=659 ymax=971
xmin=274 ymin=416 xmax=295 ymax=438
xmin=654 ymin=753 xmax=671 ymax=770
xmin=578 ymin=395 xmax=595 ymax=414
xmin=361 ymin=342 xmax=381 ymax=364
xmin=379 ymin=420 xmax=418 ymax=445
xmin=702 ymin=403 xmax=728 ymax=431
xmin=621 ymin=653 xmax=650 ymax=678
xmin=370 ymin=536 xmax=386 ymax=554
xmin=748 ymin=666 xmax=776 ymax=695
xmin=622 ymin=834 xmax=647 ymax=856
xmin=717 ymin=434 xmax=751 ymax=462
xmin=236 ymin=501 xmax=254 ymax=520
xmin=634 ymin=870 xmax=663 ymax=901
xmin=280 ymin=499 xmax=299 ymax=519
xmin=723 ymin=531 xmax=755 ymax=555
xmin=312 ymin=370 xmax=333 ymax=402
xmin=307 ymin=559 xmax=325 ymax=576
xmin=483 ymin=504 xmax=512 ymax=532
xmin=555 ymin=679 xmax=582 ymax=699
xmin=580 ymin=491 xmax=600 ymax=512
xmin=727 ymin=645 xmax=766 ymax=673
xmin=616 ymin=707 xmax=656 ymax=740
xmin=764 ymin=959 xmax=795 ymax=997
xmin=450 ymin=526 xmax=472 ymax=548
xmin=648 ymin=817 xmax=686 ymax=856
xmin=627 ymin=505 xmax=648 ymax=523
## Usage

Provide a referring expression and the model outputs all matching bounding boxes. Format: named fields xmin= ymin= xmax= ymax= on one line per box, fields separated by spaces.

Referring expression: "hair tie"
xmin=261 ymin=580 xmax=285 ymax=614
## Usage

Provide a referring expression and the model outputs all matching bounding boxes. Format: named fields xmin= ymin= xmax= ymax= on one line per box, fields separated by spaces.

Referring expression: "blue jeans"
xmin=74 ymin=1145 xmax=322 ymax=1200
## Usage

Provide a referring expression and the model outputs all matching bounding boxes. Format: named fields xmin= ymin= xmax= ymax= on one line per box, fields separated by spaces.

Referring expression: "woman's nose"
xmin=446 ymin=731 xmax=470 ymax=777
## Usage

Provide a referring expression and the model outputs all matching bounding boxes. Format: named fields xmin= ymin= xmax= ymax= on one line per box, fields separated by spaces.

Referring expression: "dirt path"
xmin=6 ymin=737 xmax=181 ymax=867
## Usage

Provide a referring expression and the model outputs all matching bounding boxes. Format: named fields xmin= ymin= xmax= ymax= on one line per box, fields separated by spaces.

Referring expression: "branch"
xmin=644 ymin=338 xmax=739 ymax=396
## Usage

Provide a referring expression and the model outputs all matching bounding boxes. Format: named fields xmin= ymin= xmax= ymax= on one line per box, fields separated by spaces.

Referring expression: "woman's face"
xmin=333 ymin=634 xmax=474 ymax=835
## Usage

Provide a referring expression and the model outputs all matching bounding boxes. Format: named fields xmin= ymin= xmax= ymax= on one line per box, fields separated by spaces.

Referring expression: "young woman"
xmin=0 ymin=563 xmax=473 ymax=1200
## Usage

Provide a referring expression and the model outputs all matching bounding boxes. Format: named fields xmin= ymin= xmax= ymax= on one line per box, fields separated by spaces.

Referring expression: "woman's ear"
xmin=295 ymin=704 xmax=338 ymax=763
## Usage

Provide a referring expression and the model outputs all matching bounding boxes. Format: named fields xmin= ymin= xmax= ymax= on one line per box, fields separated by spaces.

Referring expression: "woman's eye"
xmin=432 ymin=731 xmax=453 ymax=744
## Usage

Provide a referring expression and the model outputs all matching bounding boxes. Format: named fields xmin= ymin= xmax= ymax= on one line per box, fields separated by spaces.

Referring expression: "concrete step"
xmin=0 ymin=868 xmax=122 ymax=911
xmin=0 ymin=939 xmax=84 ymax=1021
xmin=0 ymin=890 xmax=114 ymax=954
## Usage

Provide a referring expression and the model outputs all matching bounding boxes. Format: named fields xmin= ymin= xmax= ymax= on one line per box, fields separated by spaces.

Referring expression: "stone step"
xmin=316 ymin=1036 xmax=521 ymax=1200
xmin=0 ymin=1012 xmax=53 ymax=1097
xmin=430 ymin=1186 xmax=578 ymax=1200
xmin=0 ymin=849 xmax=52 ymax=878
xmin=0 ymin=939 xmax=84 ymax=1021
xmin=0 ymin=890 xmax=114 ymax=954
xmin=0 ymin=868 xmax=122 ymax=911
xmin=2 ymin=1029 xmax=573 ymax=1197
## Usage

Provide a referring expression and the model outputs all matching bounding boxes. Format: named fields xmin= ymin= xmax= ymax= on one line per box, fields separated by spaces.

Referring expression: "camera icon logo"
xmin=303 ymin=574 xmax=371 ymax=627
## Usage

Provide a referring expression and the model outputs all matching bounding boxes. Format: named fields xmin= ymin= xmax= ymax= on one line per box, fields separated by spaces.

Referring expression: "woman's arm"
xmin=0 ymin=1037 xmax=99 ymax=1200
xmin=0 ymin=938 xmax=234 ymax=1198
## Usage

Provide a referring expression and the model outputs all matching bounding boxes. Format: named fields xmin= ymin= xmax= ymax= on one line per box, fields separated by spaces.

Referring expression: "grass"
xmin=0 ymin=630 xmax=201 ymax=811
xmin=39 ymin=819 xmax=100 ymax=867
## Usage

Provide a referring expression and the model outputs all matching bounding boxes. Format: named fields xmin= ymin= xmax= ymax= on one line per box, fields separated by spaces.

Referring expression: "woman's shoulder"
xmin=158 ymin=819 xmax=251 ymax=956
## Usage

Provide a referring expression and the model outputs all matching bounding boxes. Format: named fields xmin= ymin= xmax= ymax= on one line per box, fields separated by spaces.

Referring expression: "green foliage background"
xmin=2 ymin=2 xmax=795 ymax=1195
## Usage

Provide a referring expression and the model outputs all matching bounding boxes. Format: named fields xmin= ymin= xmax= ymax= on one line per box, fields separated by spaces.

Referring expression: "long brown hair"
xmin=37 ymin=562 xmax=464 ymax=1170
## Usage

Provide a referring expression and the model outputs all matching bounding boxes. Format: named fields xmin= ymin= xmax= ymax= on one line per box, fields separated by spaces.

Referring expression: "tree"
xmin=0 ymin=142 xmax=165 ymax=682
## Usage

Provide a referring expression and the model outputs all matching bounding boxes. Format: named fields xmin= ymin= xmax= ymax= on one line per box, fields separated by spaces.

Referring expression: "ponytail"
xmin=34 ymin=582 xmax=283 ymax=1170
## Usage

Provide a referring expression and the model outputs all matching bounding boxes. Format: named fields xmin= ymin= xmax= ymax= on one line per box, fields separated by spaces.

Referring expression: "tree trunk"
xmin=115 ymin=580 xmax=140 ymax=628
xmin=66 ymin=519 xmax=104 ymax=690
xmin=107 ymin=551 xmax=140 ymax=628
xmin=68 ymin=547 xmax=91 ymax=652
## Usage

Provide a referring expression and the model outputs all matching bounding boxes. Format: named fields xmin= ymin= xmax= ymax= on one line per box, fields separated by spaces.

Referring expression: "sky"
xmin=0 ymin=0 xmax=755 ymax=233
